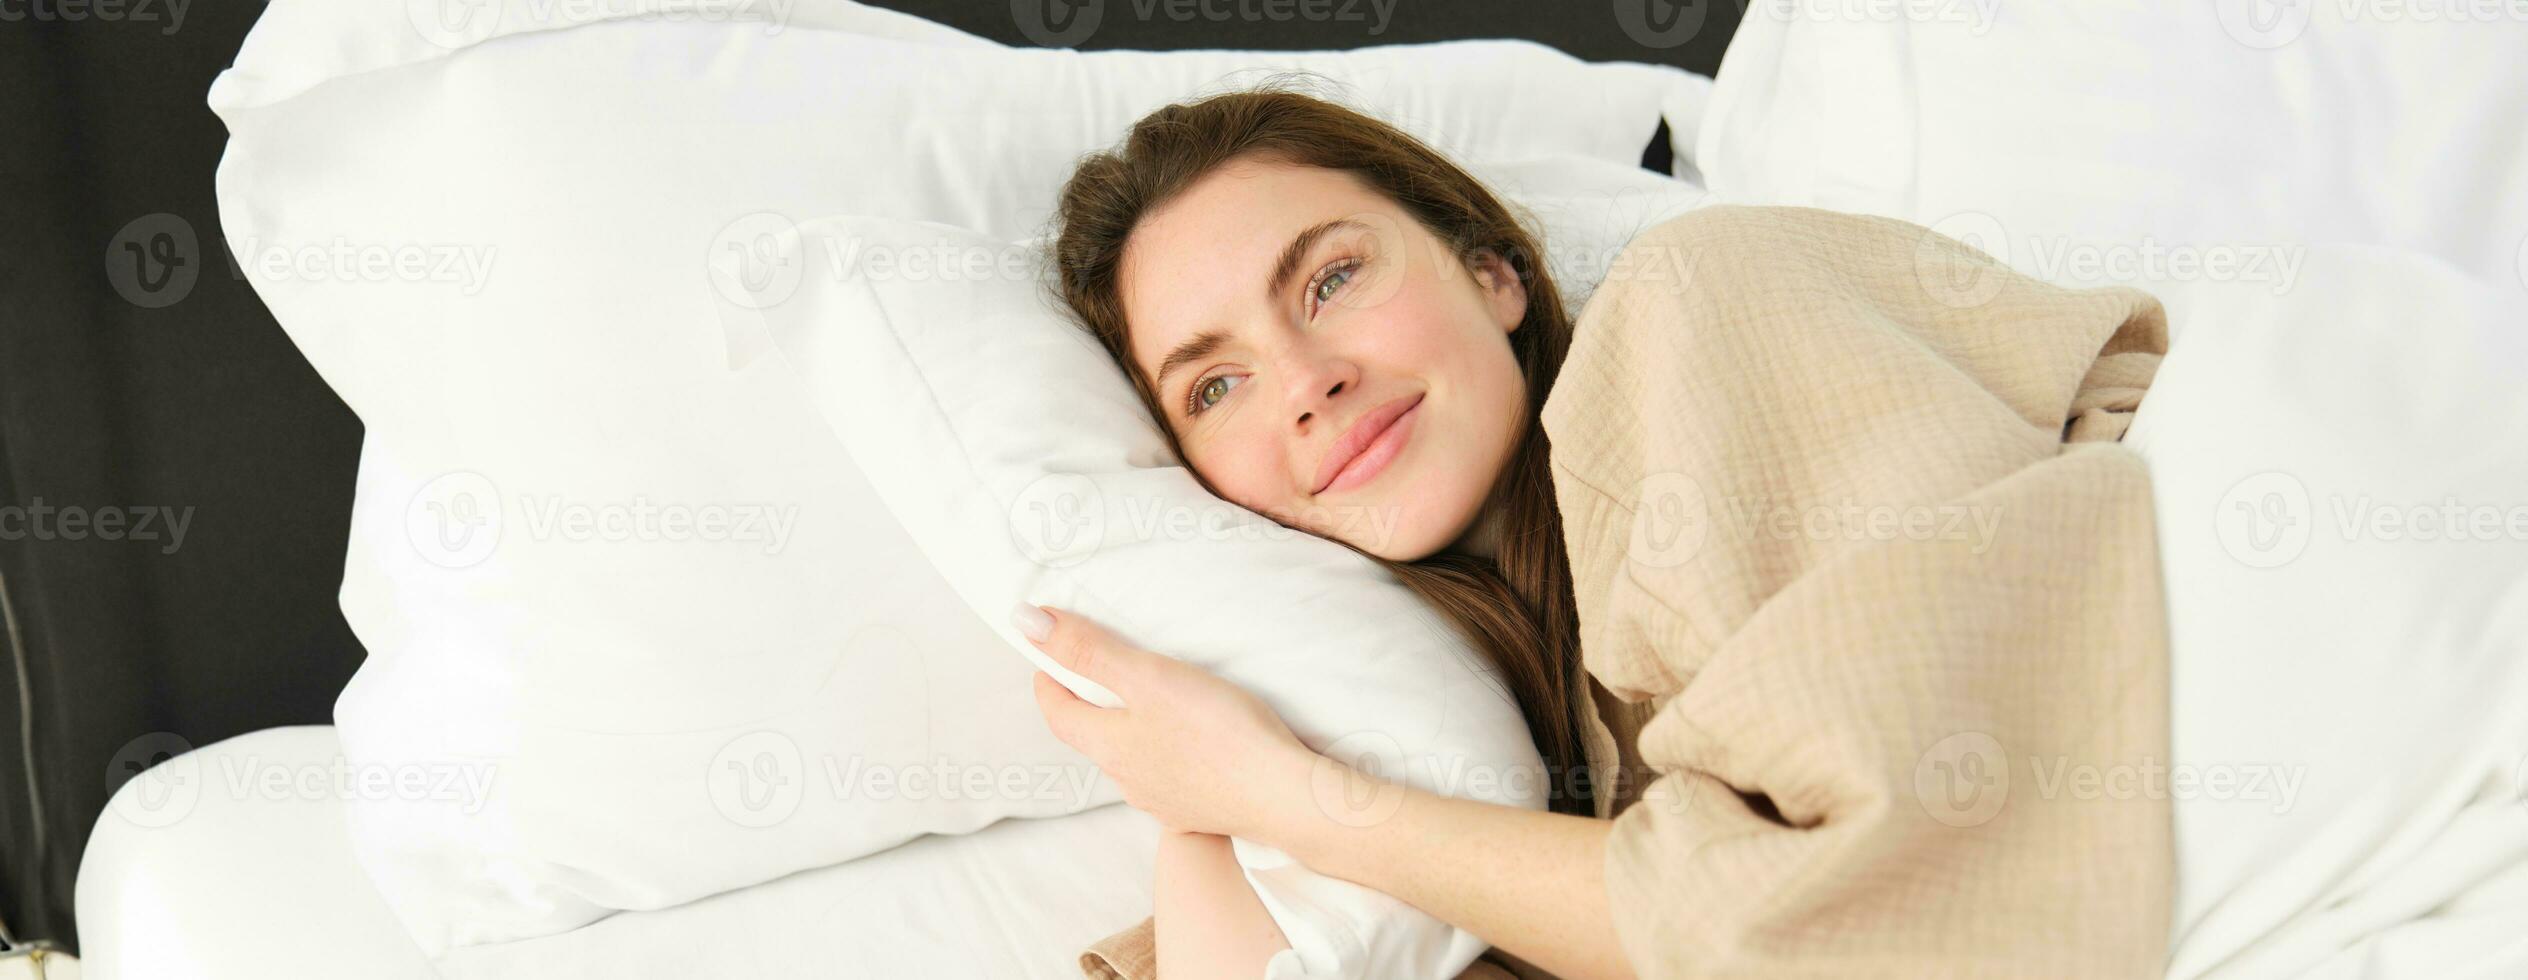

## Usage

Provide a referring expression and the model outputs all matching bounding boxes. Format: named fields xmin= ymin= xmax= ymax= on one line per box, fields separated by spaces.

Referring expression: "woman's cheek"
xmin=1214 ymin=435 xmax=1294 ymax=519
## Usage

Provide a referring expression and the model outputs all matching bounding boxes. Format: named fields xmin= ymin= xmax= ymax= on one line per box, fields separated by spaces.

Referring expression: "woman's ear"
xmin=1471 ymin=247 xmax=1528 ymax=334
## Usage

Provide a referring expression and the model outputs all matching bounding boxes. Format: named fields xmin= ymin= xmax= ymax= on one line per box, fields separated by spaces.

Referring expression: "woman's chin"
xmin=1265 ymin=487 xmax=1469 ymax=562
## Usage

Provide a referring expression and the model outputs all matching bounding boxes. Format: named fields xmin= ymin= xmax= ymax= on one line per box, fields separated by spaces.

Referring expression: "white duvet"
xmin=2123 ymin=252 xmax=2528 ymax=978
xmin=1699 ymin=7 xmax=2528 ymax=973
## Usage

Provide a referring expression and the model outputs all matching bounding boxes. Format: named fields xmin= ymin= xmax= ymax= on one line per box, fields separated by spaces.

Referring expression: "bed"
xmin=69 ymin=4 xmax=1734 ymax=978
xmin=77 ymin=725 xmax=1167 ymax=978
xmin=70 ymin=4 xmax=2528 ymax=979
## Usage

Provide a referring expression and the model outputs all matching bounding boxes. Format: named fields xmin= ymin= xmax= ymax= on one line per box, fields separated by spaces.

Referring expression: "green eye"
xmin=1190 ymin=373 xmax=1242 ymax=415
xmin=1314 ymin=266 xmax=1353 ymax=306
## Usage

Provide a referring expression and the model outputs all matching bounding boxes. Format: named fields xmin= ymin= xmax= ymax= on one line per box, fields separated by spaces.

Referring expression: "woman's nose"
xmin=1286 ymin=357 xmax=1356 ymax=429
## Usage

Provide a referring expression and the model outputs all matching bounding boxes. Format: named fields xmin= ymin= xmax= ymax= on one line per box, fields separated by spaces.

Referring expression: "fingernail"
xmin=1009 ymin=602 xmax=1054 ymax=643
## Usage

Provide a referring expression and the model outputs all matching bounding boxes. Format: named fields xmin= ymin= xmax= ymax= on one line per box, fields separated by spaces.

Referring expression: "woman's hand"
xmin=1015 ymin=603 xmax=1317 ymax=840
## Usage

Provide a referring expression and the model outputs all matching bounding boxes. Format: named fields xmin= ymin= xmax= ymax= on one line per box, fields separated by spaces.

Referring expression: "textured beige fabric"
xmin=1079 ymin=917 xmax=1156 ymax=980
xmin=1546 ymin=205 xmax=2172 ymax=978
xmin=1082 ymin=204 xmax=2173 ymax=978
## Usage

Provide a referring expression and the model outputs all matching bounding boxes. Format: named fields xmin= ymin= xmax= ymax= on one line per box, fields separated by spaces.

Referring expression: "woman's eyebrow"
xmin=1154 ymin=329 xmax=1229 ymax=388
xmin=1153 ymin=218 xmax=1364 ymax=388
xmin=1266 ymin=218 xmax=1363 ymax=303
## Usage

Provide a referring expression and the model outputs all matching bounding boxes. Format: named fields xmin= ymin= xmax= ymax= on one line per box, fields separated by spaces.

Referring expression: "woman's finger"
xmin=1012 ymin=603 xmax=1154 ymax=695
xmin=1030 ymin=670 xmax=1109 ymax=755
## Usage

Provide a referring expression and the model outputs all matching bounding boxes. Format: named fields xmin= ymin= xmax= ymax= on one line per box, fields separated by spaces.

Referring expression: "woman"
xmin=1031 ymin=83 xmax=1618 ymax=980
xmin=1018 ymin=88 xmax=2172 ymax=980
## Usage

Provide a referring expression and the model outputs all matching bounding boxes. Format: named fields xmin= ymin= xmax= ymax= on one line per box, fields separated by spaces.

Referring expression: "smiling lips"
xmin=1312 ymin=392 xmax=1425 ymax=496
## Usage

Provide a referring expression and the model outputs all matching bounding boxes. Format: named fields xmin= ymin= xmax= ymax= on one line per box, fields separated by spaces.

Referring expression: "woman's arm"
xmin=1250 ymin=748 xmax=1639 ymax=980
xmin=1154 ymin=829 xmax=1291 ymax=978
xmin=1021 ymin=605 xmax=1637 ymax=980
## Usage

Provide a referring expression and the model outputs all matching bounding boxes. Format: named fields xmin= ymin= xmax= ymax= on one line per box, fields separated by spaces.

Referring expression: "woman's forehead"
xmin=1121 ymin=162 xmax=1392 ymax=365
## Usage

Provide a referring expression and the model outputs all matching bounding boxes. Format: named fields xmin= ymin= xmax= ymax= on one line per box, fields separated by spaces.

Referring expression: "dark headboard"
xmin=878 ymin=0 xmax=1738 ymax=70
xmin=0 ymin=0 xmax=1739 ymax=954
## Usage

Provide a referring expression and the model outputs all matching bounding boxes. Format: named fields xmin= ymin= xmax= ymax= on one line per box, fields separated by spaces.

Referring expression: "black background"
xmin=0 ymin=0 xmax=1741 ymax=952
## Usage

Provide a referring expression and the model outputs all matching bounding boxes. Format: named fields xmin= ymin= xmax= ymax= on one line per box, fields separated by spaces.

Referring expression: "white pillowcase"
xmin=209 ymin=0 xmax=1708 ymax=956
xmin=214 ymin=1 xmax=1695 ymax=248
xmin=720 ymin=212 xmax=1535 ymax=980
xmin=1695 ymin=4 xmax=2528 ymax=298
xmin=712 ymin=162 xmax=1699 ymax=973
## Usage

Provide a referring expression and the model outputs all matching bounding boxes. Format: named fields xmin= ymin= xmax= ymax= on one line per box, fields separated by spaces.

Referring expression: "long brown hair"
xmin=1046 ymin=84 xmax=1596 ymax=817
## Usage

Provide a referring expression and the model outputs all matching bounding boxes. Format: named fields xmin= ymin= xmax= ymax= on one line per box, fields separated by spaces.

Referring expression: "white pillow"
xmin=209 ymin=0 xmax=1707 ymax=956
xmin=1695 ymin=4 xmax=2528 ymax=299
xmin=213 ymin=1 xmax=1696 ymax=249
xmin=705 ymin=157 xmax=1701 ymax=980
xmin=711 ymin=211 xmax=1537 ymax=980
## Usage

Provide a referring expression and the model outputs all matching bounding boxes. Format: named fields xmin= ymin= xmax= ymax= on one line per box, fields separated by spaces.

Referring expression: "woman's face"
xmin=1117 ymin=156 xmax=1529 ymax=561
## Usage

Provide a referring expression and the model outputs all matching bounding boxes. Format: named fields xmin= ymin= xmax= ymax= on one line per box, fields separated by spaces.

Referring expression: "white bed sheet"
xmin=2120 ymin=253 xmax=2528 ymax=979
xmin=78 ymin=725 xmax=1162 ymax=980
